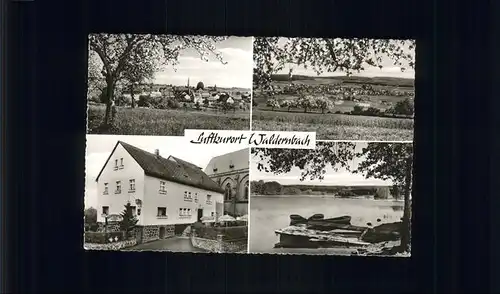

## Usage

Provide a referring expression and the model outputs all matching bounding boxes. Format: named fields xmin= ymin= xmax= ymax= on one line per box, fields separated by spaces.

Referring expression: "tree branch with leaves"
xmin=253 ymin=37 xmax=415 ymax=91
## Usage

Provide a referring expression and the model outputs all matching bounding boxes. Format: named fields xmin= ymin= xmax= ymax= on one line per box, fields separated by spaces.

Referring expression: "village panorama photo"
xmin=87 ymin=34 xmax=252 ymax=136
xmin=253 ymin=37 xmax=415 ymax=141
xmin=249 ymin=141 xmax=413 ymax=257
xmin=84 ymin=135 xmax=249 ymax=253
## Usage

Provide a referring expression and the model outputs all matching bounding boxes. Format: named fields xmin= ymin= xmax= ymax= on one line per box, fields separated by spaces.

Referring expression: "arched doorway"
xmin=159 ymin=226 xmax=166 ymax=239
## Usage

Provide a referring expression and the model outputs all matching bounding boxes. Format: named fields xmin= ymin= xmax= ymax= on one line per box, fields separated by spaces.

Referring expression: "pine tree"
xmin=119 ymin=202 xmax=138 ymax=237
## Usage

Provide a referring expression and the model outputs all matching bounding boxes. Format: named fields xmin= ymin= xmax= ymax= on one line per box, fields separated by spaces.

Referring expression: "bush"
xmin=84 ymin=231 xmax=125 ymax=244
xmin=282 ymin=187 xmax=302 ymax=195
xmin=85 ymin=223 xmax=99 ymax=232
xmin=167 ymin=99 xmax=180 ymax=109
xmin=138 ymin=95 xmax=153 ymax=107
xmin=352 ymin=105 xmax=364 ymax=115
xmin=364 ymin=107 xmax=382 ymax=116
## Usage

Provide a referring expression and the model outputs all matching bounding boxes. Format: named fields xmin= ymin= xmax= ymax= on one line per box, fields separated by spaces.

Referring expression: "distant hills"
xmin=268 ymin=74 xmax=415 ymax=88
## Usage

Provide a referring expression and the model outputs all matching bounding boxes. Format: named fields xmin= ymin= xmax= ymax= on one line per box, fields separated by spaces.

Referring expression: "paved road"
xmin=124 ymin=237 xmax=208 ymax=252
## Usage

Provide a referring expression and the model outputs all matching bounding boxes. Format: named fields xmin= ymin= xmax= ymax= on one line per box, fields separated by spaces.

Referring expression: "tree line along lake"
xmin=249 ymin=195 xmax=404 ymax=254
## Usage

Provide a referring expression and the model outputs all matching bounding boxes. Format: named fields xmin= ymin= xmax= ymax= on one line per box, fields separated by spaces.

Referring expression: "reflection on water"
xmin=249 ymin=195 xmax=405 ymax=254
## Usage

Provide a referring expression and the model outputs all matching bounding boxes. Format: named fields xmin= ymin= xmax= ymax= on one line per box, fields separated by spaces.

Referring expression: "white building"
xmin=95 ymin=141 xmax=224 ymax=242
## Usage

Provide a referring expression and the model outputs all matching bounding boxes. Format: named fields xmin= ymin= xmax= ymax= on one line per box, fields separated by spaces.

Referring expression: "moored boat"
xmin=274 ymin=226 xmax=371 ymax=248
xmin=289 ymin=214 xmax=351 ymax=227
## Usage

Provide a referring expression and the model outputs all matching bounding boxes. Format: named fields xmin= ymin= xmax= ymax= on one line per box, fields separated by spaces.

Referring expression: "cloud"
xmin=218 ymin=47 xmax=252 ymax=61
xmin=154 ymin=37 xmax=252 ymax=88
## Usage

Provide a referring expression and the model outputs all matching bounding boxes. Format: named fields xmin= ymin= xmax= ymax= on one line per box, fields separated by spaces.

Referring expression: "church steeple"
xmin=187 ymin=77 xmax=190 ymax=88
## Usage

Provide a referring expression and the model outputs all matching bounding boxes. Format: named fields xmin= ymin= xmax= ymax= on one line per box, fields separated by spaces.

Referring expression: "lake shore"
xmin=251 ymin=194 xmax=404 ymax=202
xmin=249 ymin=195 xmax=408 ymax=256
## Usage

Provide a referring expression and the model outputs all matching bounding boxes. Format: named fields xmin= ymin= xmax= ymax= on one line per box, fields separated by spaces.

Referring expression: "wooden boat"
xmin=306 ymin=216 xmax=353 ymax=230
xmin=289 ymin=214 xmax=351 ymax=226
xmin=274 ymin=226 xmax=371 ymax=248
xmin=360 ymin=222 xmax=402 ymax=243
xmin=307 ymin=213 xmax=325 ymax=221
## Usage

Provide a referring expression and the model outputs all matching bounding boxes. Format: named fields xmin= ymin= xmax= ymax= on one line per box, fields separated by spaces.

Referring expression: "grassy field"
xmin=252 ymin=109 xmax=413 ymax=141
xmin=252 ymin=76 xmax=414 ymax=140
xmin=88 ymin=104 xmax=250 ymax=135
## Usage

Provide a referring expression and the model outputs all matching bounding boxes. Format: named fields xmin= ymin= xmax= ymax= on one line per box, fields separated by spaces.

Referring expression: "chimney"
xmin=154 ymin=149 xmax=160 ymax=157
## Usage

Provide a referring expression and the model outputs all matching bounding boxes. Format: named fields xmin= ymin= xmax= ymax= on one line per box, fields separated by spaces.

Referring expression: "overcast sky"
xmin=154 ymin=36 xmax=253 ymax=89
xmin=251 ymin=142 xmax=393 ymax=186
xmin=272 ymin=37 xmax=415 ymax=79
xmin=85 ymin=135 xmax=249 ymax=209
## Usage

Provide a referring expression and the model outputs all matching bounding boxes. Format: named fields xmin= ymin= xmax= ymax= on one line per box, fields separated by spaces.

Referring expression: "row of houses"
xmin=95 ymin=141 xmax=249 ymax=241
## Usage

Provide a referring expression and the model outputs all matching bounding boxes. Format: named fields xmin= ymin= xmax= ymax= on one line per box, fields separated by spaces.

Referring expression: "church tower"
xmin=187 ymin=77 xmax=190 ymax=88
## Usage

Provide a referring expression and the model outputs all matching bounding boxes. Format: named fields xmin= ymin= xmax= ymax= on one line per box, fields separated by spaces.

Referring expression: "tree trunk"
xmin=304 ymin=108 xmax=307 ymax=113
xmin=103 ymin=79 xmax=115 ymax=126
xmin=130 ymin=84 xmax=136 ymax=109
xmin=400 ymin=159 xmax=413 ymax=252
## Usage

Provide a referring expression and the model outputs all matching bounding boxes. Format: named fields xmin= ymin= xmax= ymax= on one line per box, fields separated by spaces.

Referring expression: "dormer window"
xmin=213 ymin=165 xmax=218 ymax=172
xmin=229 ymin=161 xmax=235 ymax=169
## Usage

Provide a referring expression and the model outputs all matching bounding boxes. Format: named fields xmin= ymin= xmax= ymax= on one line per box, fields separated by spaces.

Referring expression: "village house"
xmin=204 ymin=149 xmax=249 ymax=216
xmin=95 ymin=141 xmax=224 ymax=243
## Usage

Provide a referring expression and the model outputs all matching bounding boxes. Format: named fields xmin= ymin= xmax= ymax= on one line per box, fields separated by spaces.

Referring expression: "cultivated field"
xmin=252 ymin=109 xmax=413 ymax=141
xmin=88 ymin=104 xmax=250 ymax=136
xmin=252 ymin=76 xmax=414 ymax=141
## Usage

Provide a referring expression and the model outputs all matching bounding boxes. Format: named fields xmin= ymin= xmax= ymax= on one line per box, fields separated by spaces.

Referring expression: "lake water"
xmin=249 ymin=195 xmax=404 ymax=255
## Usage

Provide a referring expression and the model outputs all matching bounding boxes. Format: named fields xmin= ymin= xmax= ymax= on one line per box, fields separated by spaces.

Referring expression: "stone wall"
xmin=143 ymin=225 xmax=160 ymax=243
xmin=190 ymin=235 xmax=247 ymax=253
xmin=191 ymin=236 xmax=220 ymax=252
xmin=97 ymin=222 xmax=120 ymax=232
xmin=135 ymin=225 xmax=175 ymax=244
xmin=84 ymin=239 xmax=137 ymax=251
xmin=165 ymin=225 xmax=175 ymax=238
xmin=221 ymin=239 xmax=247 ymax=253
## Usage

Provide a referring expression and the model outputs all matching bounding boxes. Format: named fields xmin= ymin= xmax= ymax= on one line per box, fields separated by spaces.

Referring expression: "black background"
xmin=5 ymin=0 xmax=495 ymax=293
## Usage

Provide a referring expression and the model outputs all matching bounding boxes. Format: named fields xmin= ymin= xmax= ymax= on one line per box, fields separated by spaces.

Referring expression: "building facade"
xmin=95 ymin=141 xmax=224 ymax=242
xmin=204 ymin=149 xmax=249 ymax=216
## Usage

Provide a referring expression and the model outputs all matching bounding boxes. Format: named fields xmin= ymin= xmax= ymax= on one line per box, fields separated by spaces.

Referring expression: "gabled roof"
xmin=204 ymin=148 xmax=249 ymax=175
xmin=95 ymin=141 xmax=224 ymax=194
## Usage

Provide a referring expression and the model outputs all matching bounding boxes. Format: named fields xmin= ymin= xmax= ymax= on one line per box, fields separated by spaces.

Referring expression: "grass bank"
xmin=88 ymin=104 xmax=250 ymax=136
